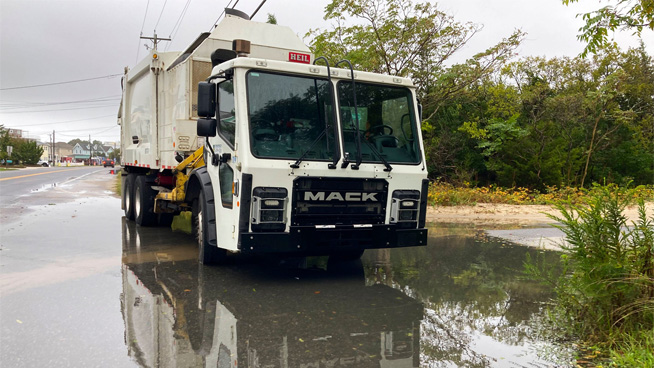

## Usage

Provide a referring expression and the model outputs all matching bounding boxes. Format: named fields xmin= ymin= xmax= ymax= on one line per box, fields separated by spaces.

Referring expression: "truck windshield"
xmin=338 ymin=82 xmax=421 ymax=164
xmin=246 ymin=71 xmax=336 ymax=161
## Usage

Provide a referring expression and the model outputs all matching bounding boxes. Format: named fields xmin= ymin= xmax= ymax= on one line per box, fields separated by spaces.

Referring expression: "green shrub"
xmin=526 ymin=185 xmax=654 ymax=364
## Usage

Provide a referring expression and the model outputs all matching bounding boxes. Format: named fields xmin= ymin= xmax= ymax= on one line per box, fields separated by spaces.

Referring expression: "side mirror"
xmin=197 ymin=82 xmax=216 ymax=117
xmin=197 ymin=118 xmax=217 ymax=137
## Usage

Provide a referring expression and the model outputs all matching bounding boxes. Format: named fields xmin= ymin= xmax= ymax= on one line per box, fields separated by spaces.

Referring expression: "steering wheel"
xmin=251 ymin=119 xmax=279 ymax=141
xmin=366 ymin=124 xmax=394 ymax=136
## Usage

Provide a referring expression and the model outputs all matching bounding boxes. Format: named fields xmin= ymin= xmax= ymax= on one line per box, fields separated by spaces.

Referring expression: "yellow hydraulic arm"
xmin=156 ymin=146 xmax=205 ymax=203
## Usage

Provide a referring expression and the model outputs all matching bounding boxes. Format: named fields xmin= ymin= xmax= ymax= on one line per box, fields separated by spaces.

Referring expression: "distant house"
xmin=39 ymin=142 xmax=73 ymax=162
xmin=72 ymin=143 xmax=108 ymax=161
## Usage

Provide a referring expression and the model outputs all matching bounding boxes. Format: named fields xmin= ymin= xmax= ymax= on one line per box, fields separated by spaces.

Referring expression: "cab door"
xmin=211 ymin=79 xmax=238 ymax=251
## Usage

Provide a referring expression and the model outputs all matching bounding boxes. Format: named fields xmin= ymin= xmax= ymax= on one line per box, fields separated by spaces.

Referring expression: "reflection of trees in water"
xmin=364 ymin=237 xmax=560 ymax=366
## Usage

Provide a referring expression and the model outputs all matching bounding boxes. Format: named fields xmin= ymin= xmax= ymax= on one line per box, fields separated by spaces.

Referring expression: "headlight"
xmin=251 ymin=187 xmax=288 ymax=232
xmin=390 ymin=190 xmax=420 ymax=229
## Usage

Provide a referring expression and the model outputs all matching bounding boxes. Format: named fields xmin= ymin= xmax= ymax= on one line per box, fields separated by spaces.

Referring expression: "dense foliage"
xmin=308 ymin=0 xmax=654 ymax=190
xmin=433 ymin=45 xmax=654 ymax=189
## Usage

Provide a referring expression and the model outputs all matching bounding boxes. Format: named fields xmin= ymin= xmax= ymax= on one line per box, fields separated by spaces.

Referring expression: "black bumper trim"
xmin=239 ymin=225 xmax=427 ymax=255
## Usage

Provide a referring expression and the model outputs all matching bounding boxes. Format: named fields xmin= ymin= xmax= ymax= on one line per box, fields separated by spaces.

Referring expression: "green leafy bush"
xmin=526 ymin=185 xmax=654 ymax=364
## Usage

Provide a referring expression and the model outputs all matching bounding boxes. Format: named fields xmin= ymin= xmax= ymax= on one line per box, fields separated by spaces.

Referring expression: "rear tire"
xmin=134 ymin=175 xmax=157 ymax=226
xmin=123 ymin=174 xmax=136 ymax=221
xmin=193 ymin=190 xmax=226 ymax=265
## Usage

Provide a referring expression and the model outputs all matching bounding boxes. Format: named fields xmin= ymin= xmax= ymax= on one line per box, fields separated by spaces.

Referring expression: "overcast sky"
xmin=1 ymin=0 xmax=651 ymax=144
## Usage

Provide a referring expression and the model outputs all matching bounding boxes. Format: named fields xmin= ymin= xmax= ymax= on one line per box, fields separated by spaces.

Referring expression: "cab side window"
xmin=217 ymin=80 xmax=235 ymax=147
xmin=219 ymin=162 xmax=233 ymax=208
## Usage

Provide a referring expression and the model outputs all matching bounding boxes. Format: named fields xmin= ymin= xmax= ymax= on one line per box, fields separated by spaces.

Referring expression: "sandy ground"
xmin=426 ymin=202 xmax=654 ymax=251
xmin=426 ymin=202 xmax=654 ymax=228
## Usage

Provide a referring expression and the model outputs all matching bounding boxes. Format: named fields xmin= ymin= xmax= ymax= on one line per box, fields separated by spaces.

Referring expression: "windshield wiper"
xmin=290 ymin=129 xmax=327 ymax=169
xmin=361 ymin=137 xmax=393 ymax=172
xmin=291 ymin=56 xmax=339 ymax=170
xmin=335 ymin=59 xmax=362 ymax=170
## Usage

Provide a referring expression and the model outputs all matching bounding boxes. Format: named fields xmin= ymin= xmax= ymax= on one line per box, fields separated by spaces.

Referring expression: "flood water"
xmin=121 ymin=220 xmax=569 ymax=368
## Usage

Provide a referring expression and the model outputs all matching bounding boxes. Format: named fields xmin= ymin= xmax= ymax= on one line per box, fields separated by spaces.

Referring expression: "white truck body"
xmin=120 ymin=11 xmax=429 ymax=262
xmin=119 ymin=15 xmax=312 ymax=170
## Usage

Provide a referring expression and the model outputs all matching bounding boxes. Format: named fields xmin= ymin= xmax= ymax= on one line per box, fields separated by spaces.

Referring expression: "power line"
xmin=9 ymin=114 xmax=115 ymax=127
xmin=154 ymin=0 xmax=169 ymax=32
xmin=250 ymin=0 xmax=267 ymax=19
xmin=170 ymin=0 xmax=192 ymax=38
xmin=0 ymin=74 xmax=122 ymax=91
xmin=166 ymin=0 xmax=193 ymax=51
xmin=31 ymin=125 xmax=118 ymax=136
xmin=0 ymin=95 xmax=121 ymax=106
xmin=0 ymin=95 xmax=121 ymax=109
xmin=211 ymin=0 xmax=234 ymax=29
xmin=136 ymin=0 xmax=151 ymax=64
xmin=0 ymin=104 xmax=117 ymax=114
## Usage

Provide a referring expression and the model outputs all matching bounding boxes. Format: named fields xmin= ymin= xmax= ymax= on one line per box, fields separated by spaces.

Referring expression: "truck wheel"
xmin=134 ymin=175 xmax=157 ymax=226
xmin=193 ymin=190 xmax=226 ymax=265
xmin=123 ymin=174 xmax=136 ymax=221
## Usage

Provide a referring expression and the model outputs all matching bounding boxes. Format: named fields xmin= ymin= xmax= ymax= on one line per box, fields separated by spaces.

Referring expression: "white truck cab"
xmin=120 ymin=9 xmax=428 ymax=264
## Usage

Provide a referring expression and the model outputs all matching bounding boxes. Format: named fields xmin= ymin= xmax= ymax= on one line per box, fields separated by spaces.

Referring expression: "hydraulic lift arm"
xmin=156 ymin=146 xmax=205 ymax=203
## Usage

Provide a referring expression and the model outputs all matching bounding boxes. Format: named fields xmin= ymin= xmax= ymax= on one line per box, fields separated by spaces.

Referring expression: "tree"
xmin=309 ymin=0 xmax=524 ymax=102
xmin=309 ymin=0 xmax=481 ymax=80
xmin=563 ymin=0 xmax=654 ymax=56
xmin=14 ymin=140 xmax=44 ymax=164
xmin=266 ymin=13 xmax=277 ymax=24
xmin=0 ymin=125 xmax=22 ymax=164
xmin=109 ymin=148 xmax=121 ymax=161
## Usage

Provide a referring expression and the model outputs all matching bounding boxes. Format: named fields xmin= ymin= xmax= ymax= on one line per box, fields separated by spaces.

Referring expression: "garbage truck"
xmin=119 ymin=8 xmax=429 ymax=264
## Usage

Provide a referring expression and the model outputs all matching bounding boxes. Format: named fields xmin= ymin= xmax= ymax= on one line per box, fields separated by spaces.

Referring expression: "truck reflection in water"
xmin=121 ymin=219 xmax=423 ymax=368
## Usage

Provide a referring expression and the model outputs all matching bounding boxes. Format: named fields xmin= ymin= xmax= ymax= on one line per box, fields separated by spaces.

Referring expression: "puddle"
xmin=29 ymin=183 xmax=58 ymax=193
xmin=120 ymin=221 xmax=573 ymax=367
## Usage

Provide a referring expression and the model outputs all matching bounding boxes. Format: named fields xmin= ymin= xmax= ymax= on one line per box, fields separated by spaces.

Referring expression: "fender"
xmin=185 ymin=167 xmax=218 ymax=247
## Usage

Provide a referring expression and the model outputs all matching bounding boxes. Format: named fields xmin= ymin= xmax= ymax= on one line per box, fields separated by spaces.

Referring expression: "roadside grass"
xmin=524 ymin=186 xmax=654 ymax=366
xmin=428 ymin=181 xmax=654 ymax=207
xmin=115 ymin=174 xmax=121 ymax=196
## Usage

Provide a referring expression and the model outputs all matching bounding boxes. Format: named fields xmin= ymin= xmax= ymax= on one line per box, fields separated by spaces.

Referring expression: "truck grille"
xmin=291 ymin=177 xmax=388 ymax=226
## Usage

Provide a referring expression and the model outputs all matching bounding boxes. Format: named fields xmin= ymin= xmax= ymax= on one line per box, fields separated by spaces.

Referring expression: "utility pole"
xmin=140 ymin=33 xmax=170 ymax=52
xmin=89 ymin=134 xmax=92 ymax=166
xmin=52 ymin=130 xmax=55 ymax=164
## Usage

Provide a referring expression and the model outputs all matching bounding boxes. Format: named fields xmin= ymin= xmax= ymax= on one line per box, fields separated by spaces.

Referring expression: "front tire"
xmin=193 ymin=190 xmax=226 ymax=265
xmin=134 ymin=175 xmax=157 ymax=226
xmin=123 ymin=174 xmax=136 ymax=221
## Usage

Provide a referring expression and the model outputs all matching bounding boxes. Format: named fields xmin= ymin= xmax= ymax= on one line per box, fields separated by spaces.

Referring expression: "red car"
xmin=102 ymin=159 xmax=115 ymax=168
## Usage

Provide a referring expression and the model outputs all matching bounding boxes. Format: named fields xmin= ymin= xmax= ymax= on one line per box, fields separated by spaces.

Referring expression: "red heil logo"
xmin=289 ymin=52 xmax=311 ymax=64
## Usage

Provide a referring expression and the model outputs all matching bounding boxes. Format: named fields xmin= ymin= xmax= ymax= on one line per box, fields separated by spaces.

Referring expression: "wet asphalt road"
xmin=0 ymin=168 xmax=570 ymax=367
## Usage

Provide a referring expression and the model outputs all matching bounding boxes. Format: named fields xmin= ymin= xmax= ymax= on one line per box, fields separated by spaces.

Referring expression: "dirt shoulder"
xmin=426 ymin=202 xmax=654 ymax=228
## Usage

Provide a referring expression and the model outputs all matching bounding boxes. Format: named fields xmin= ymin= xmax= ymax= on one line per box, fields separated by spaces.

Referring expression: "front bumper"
xmin=239 ymin=224 xmax=427 ymax=255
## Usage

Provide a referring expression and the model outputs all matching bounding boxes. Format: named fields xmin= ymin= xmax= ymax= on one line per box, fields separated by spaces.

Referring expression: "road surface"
xmin=0 ymin=167 xmax=569 ymax=367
